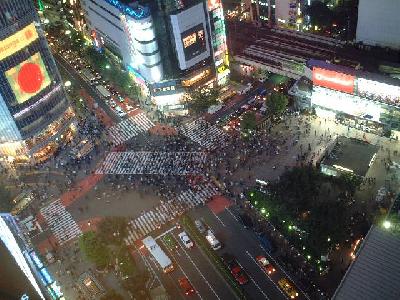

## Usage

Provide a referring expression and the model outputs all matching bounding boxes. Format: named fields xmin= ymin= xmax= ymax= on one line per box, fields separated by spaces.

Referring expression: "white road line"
xmin=154 ymin=226 xmax=177 ymax=241
xmin=225 ymin=206 xmax=239 ymax=222
xmin=246 ymin=251 xmax=288 ymax=299
xmin=236 ymin=260 xmax=270 ymax=300
xmin=171 ymin=235 xmax=222 ymax=300
xmin=211 ymin=210 xmax=226 ymax=227
xmin=251 ymin=249 xmax=311 ymax=300
xmin=160 ymin=239 xmax=204 ymax=300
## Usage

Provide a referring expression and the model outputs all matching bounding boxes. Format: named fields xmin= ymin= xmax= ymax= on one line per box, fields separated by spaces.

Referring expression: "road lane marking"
xmin=250 ymin=249 xmax=311 ymax=300
xmin=225 ymin=206 xmax=239 ymax=222
xmin=154 ymin=226 xmax=177 ymax=241
xmin=160 ymin=238 xmax=204 ymax=300
xmin=171 ymin=235 xmax=222 ymax=300
xmin=210 ymin=210 xmax=226 ymax=227
xmin=235 ymin=260 xmax=270 ymax=299
xmin=246 ymin=251 xmax=288 ymax=299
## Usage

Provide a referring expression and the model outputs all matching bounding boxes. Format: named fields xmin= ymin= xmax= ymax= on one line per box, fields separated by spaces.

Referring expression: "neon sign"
xmin=312 ymin=67 xmax=355 ymax=94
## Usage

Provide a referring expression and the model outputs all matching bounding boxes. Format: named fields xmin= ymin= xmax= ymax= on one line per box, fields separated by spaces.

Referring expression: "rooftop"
xmin=321 ymin=136 xmax=378 ymax=177
xmin=333 ymin=225 xmax=400 ymax=300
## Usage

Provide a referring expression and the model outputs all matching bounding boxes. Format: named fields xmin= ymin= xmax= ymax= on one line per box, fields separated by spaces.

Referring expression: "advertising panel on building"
xmin=170 ymin=3 xmax=211 ymax=70
xmin=5 ymin=53 xmax=51 ymax=104
xmin=312 ymin=67 xmax=355 ymax=94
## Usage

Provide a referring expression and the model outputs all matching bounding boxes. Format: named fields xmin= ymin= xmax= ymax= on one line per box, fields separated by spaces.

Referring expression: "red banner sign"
xmin=312 ymin=67 xmax=355 ymax=94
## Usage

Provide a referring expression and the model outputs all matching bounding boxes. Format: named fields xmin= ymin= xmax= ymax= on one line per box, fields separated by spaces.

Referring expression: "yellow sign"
xmin=0 ymin=23 xmax=39 ymax=61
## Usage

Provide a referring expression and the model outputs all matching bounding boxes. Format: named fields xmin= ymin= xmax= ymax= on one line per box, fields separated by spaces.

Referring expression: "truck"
xmin=95 ymin=85 xmax=111 ymax=99
xmin=205 ymin=230 xmax=222 ymax=250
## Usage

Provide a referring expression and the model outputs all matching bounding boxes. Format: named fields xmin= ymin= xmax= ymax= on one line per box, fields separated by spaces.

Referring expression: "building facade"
xmin=0 ymin=214 xmax=63 ymax=300
xmin=0 ymin=0 xmax=76 ymax=165
xmin=293 ymin=59 xmax=400 ymax=138
xmin=81 ymin=0 xmax=229 ymax=112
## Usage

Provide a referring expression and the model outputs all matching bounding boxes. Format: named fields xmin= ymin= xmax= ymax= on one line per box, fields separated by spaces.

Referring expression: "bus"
xmin=142 ymin=236 xmax=174 ymax=273
xmin=95 ymin=85 xmax=111 ymax=99
xmin=81 ymin=68 xmax=96 ymax=83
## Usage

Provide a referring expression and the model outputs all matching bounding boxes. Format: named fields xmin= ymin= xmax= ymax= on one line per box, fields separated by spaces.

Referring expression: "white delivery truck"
xmin=205 ymin=230 xmax=222 ymax=250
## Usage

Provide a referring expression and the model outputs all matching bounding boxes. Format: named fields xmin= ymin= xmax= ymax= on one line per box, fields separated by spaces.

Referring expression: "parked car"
xmin=178 ymin=231 xmax=194 ymax=249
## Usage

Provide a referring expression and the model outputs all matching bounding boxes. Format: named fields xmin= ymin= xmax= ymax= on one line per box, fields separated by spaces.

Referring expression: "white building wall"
xmin=356 ymin=0 xmax=400 ymax=50
xmin=81 ymin=0 xmax=163 ymax=82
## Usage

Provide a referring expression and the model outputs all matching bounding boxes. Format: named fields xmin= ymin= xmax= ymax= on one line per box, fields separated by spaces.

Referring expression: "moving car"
xmin=178 ymin=277 xmax=195 ymax=295
xmin=178 ymin=231 xmax=194 ymax=249
xmin=221 ymin=253 xmax=249 ymax=285
xmin=278 ymin=278 xmax=299 ymax=299
xmin=256 ymin=255 xmax=276 ymax=275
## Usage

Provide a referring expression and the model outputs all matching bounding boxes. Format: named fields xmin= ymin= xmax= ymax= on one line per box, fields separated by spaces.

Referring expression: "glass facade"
xmin=0 ymin=0 xmax=75 ymax=164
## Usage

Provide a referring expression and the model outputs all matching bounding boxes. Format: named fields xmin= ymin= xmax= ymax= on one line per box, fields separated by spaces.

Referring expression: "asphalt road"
xmin=190 ymin=205 xmax=309 ymax=300
xmin=53 ymin=51 xmax=121 ymax=123
xmin=138 ymin=227 xmax=239 ymax=300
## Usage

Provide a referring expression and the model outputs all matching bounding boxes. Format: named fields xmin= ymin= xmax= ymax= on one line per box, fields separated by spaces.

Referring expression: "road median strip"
xmin=180 ymin=215 xmax=247 ymax=300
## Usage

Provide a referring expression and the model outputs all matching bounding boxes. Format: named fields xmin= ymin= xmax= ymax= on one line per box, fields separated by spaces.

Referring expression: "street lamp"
xmin=64 ymin=81 xmax=71 ymax=87
xmin=383 ymin=220 xmax=391 ymax=229
xmin=105 ymin=64 xmax=110 ymax=69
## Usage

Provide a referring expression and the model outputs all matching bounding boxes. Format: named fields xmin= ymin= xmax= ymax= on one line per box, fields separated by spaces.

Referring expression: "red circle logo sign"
xmin=17 ymin=62 xmax=44 ymax=94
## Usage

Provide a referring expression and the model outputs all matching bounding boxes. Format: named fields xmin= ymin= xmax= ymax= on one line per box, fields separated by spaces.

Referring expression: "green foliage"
xmin=79 ymin=231 xmax=110 ymax=268
xmin=187 ymin=87 xmax=220 ymax=114
xmin=249 ymin=167 xmax=360 ymax=259
xmin=97 ymin=216 xmax=128 ymax=245
xmin=116 ymin=245 xmax=136 ymax=278
xmin=0 ymin=184 xmax=13 ymax=213
xmin=100 ymin=290 xmax=124 ymax=300
xmin=122 ymin=272 xmax=150 ymax=299
xmin=240 ymin=111 xmax=257 ymax=133
xmin=266 ymin=92 xmax=288 ymax=117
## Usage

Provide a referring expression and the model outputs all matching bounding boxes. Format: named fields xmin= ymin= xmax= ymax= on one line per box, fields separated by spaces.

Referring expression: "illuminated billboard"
xmin=313 ymin=67 xmax=355 ymax=94
xmin=0 ymin=23 xmax=39 ymax=61
xmin=5 ymin=52 xmax=51 ymax=104
xmin=181 ymin=24 xmax=207 ymax=61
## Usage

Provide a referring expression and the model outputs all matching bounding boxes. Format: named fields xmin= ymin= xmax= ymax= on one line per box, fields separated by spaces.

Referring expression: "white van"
xmin=205 ymin=230 xmax=222 ymax=250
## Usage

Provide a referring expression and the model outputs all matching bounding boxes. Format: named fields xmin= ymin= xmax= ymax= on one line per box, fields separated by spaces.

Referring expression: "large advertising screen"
xmin=312 ymin=67 xmax=355 ymax=94
xmin=181 ymin=24 xmax=207 ymax=61
xmin=0 ymin=23 xmax=39 ymax=61
xmin=5 ymin=53 xmax=51 ymax=104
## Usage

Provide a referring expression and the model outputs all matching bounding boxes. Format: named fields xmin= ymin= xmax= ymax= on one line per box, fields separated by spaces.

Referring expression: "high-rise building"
xmin=0 ymin=214 xmax=64 ymax=300
xmin=356 ymin=0 xmax=400 ymax=50
xmin=80 ymin=0 xmax=229 ymax=112
xmin=246 ymin=0 xmax=298 ymax=27
xmin=0 ymin=0 xmax=76 ymax=165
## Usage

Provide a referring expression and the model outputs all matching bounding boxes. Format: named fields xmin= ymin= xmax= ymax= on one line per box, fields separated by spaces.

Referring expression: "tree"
xmin=79 ymin=231 xmax=110 ymax=269
xmin=97 ymin=217 xmax=127 ymax=245
xmin=0 ymin=184 xmax=13 ymax=213
xmin=100 ymin=290 xmax=124 ymax=300
xmin=187 ymin=87 xmax=220 ymax=114
xmin=240 ymin=111 xmax=257 ymax=133
xmin=266 ymin=92 xmax=288 ymax=117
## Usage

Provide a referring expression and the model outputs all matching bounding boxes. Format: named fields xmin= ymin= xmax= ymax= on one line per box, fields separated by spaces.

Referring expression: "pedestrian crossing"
xmin=124 ymin=183 xmax=219 ymax=244
xmin=107 ymin=112 xmax=155 ymax=146
xmin=96 ymin=151 xmax=207 ymax=175
xmin=180 ymin=118 xmax=228 ymax=150
xmin=40 ymin=199 xmax=82 ymax=246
